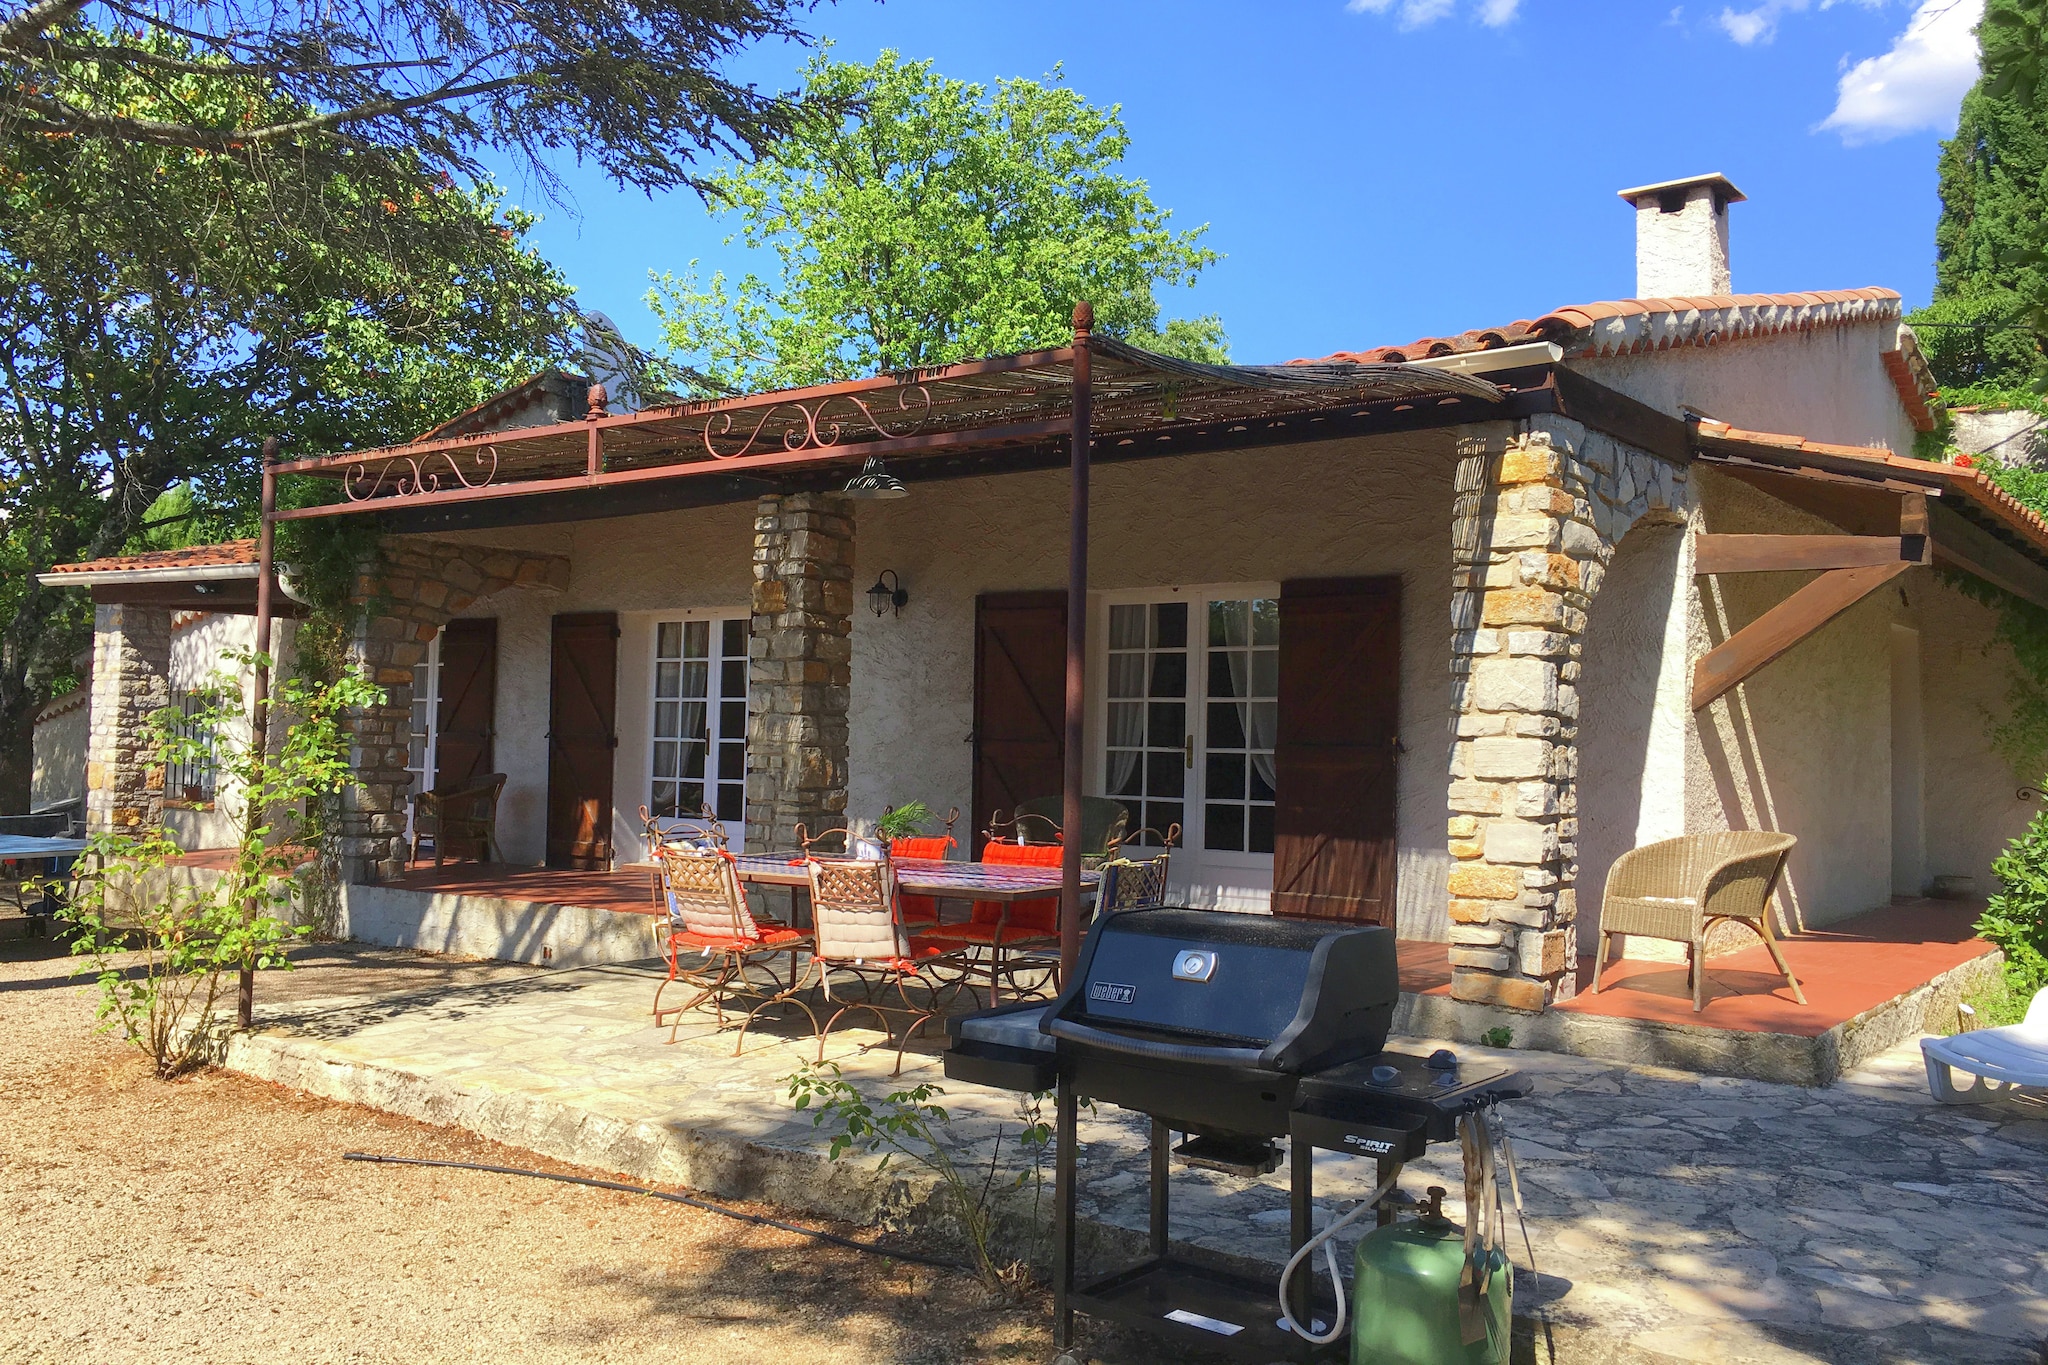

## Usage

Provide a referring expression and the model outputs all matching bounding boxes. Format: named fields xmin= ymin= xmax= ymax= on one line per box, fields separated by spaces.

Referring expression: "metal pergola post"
xmin=1060 ymin=303 xmax=1093 ymax=985
xmin=239 ymin=436 xmax=279 ymax=1030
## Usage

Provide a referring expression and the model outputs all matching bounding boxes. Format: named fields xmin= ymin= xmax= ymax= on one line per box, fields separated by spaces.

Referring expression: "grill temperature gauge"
xmin=1171 ymin=950 xmax=1218 ymax=982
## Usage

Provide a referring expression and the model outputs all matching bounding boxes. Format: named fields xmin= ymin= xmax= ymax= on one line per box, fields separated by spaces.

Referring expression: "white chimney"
xmin=1617 ymin=173 xmax=1746 ymax=298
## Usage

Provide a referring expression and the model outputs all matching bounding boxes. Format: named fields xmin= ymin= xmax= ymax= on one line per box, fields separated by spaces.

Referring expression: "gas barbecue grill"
xmin=944 ymin=906 xmax=1530 ymax=1362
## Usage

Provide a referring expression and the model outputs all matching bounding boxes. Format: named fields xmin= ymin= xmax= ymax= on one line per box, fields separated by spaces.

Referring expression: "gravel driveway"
xmin=0 ymin=938 xmax=1106 ymax=1365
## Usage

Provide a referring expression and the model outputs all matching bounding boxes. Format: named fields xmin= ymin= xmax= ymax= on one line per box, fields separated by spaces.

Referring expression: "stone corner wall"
xmin=84 ymin=601 xmax=172 ymax=835
xmin=746 ymin=492 xmax=853 ymax=852
xmin=1445 ymin=422 xmax=1692 ymax=1013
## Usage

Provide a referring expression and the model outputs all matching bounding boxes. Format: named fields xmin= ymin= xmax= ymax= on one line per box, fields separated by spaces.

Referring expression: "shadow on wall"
xmin=1576 ymin=520 xmax=1690 ymax=959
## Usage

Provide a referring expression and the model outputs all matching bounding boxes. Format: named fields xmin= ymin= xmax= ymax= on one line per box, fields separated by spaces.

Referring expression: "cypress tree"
xmin=1916 ymin=0 xmax=2048 ymax=405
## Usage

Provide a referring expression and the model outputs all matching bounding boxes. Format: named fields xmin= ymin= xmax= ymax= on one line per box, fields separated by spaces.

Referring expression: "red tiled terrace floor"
xmin=373 ymin=863 xmax=1992 ymax=1038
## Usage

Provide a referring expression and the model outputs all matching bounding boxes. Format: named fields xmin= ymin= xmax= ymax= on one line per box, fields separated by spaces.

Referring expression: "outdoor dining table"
xmin=729 ymin=852 xmax=1098 ymax=1002
xmin=0 ymin=833 xmax=88 ymax=933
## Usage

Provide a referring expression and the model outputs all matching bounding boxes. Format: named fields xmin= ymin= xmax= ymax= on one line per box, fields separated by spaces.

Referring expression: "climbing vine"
xmin=275 ymin=478 xmax=385 ymax=685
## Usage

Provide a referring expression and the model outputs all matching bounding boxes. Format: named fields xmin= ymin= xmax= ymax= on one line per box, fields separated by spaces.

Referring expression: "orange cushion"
xmin=974 ymin=842 xmax=1064 ymax=931
xmin=893 ymin=836 xmax=955 ymax=925
xmin=917 ymin=920 xmax=1058 ymax=947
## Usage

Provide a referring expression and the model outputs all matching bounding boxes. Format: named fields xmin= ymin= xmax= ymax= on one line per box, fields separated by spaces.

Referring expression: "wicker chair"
xmin=1095 ymin=826 xmax=1181 ymax=917
xmin=654 ymin=845 xmax=815 ymax=1052
xmin=998 ymin=796 xmax=1130 ymax=863
xmin=1591 ymin=831 xmax=1804 ymax=1012
xmin=409 ymin=773 xmax=506 ymax=867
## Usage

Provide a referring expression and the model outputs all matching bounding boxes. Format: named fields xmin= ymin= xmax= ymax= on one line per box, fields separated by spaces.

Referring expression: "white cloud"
xmin=1714 ymin=0 xmax=1888 ymax=46
xmin=1345 ymin=0 xmax=1518 ymax=28
xmin=1819 ymin=0 xmax=1981 ymax=142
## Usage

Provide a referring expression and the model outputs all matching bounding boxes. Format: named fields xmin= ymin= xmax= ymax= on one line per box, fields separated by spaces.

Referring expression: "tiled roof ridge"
xmin=35 ymin=687 xmax=86 ymax=724
xmin=45 ymin=538 xmax=259 ymax=575
xmin=1696 ymin=419 xmax=2048 ymax=562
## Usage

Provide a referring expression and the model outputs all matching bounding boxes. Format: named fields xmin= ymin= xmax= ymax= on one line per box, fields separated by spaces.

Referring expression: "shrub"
xmin=1983 ymin=801 xmax=2048 ymax=1003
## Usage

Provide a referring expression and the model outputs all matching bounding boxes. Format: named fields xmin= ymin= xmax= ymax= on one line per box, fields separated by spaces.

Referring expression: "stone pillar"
xmin=1446 ymin=432 xmax=1600 ymax=1011
xmin=85 ymin=601 xmax=173 ymax=834
xmin=746 ymin=492 xmax=853 ymax=851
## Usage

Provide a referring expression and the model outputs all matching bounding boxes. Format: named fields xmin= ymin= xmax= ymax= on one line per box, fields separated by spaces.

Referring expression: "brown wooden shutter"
xmin=433 ymin=618 xmax=497 ymax=790
xmin=546 ymin=611 xmax=619 ymax=869
xmin=972 ymin=592 xmax=1067 ymax=855
xmin=1271 ymin=577 xmax=1401 ymax=924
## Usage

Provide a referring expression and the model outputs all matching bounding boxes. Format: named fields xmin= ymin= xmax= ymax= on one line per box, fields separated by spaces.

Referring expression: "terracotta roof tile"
xmin=46 ymin=539 xmax=258 ymax=575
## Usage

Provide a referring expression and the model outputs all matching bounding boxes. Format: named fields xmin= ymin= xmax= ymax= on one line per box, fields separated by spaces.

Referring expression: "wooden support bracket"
xmin=1694 ymin=533 xmax=1926 ymax=574
xmin=1692 ymin=560 xmax=1914 ymax=710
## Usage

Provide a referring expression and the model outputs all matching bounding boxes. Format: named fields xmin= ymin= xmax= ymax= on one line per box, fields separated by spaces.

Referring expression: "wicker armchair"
xmin=1592 ymin=831 xmax=1804 ymax=1012
xmin=997 ymin=796 xmax=1130 ymax=863
xmin=409 ymin=773 xmax=506 ymax=867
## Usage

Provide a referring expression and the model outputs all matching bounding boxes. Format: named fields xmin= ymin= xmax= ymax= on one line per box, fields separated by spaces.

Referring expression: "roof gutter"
xmin=1403 ymin=341 xmax=1564 ymax=376
xmin=37 ymin=562 xmax=307 ymax=603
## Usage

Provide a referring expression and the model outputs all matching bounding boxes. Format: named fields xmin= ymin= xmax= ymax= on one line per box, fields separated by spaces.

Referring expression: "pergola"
xmin=251 ymin=304 xmax=1530 ymax=977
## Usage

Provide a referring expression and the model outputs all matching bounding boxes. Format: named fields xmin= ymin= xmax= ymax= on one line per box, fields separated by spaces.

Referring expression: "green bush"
xmin=1982 ymin=802 xmax=2048 ymax=1000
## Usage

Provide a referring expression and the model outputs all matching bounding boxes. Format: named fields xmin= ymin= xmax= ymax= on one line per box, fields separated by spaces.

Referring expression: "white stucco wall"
xmin=1572 ymin=321 xmax=1918 ymax=458
xmin=412 ymin=427 xmax=1482 ymax=940
xmin=1917 ymin=575 xmax=2035 ymax=897
xmin=161 ymin=611 xmax=300 ymax=850
xmin=1575 ymin=520 xmax=1691 ymax=956
xmin=30 ymin=695 xmax=87 ymax=812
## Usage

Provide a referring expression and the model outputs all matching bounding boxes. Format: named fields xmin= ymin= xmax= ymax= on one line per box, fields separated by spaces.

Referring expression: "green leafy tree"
xmin=1915 ymin=0 xmax=2048 ymax=407
xmin=651 ymin=50 xmax=1226 ymax=391
xmin=59 ymin=656 xmax=384 ymax=1078
xmin=0 ymin=34 xmax=582 ymax=806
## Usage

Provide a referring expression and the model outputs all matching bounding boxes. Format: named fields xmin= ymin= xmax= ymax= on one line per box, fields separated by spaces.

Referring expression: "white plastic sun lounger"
xmin=1922 ymin=988 xmax=2048 ymax=1103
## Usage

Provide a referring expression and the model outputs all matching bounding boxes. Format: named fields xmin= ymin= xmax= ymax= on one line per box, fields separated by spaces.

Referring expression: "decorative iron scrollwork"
xmin=2020 ymin=786 xmax=2045 ymax=803
xmin=700 ymin=386 xmax=934 ymax=459
xmin=343 ymin=445 xmax=500 ymax=502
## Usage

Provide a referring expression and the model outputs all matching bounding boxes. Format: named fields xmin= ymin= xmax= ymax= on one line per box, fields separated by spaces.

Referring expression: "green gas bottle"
xmin=1351 ymin=1186 xmax=1511 ymax=1365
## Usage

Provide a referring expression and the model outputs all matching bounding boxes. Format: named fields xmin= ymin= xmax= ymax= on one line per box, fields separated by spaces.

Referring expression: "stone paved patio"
xmin=227 ymin=945 xmax=2048 ymax=1364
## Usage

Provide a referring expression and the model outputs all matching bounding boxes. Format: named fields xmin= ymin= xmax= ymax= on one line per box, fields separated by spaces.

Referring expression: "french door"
xmin=1096 ymin=586 xmax=1279 ymax=911
xmin=649 ymin=615 xmax=749 ymax=848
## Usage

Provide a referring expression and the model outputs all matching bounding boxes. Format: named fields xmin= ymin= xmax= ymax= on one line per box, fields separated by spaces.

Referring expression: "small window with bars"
xmin=651 ymin=617 xmax=748 ymax=824
xmin=165 ymin=689 xmax=219 ymax=801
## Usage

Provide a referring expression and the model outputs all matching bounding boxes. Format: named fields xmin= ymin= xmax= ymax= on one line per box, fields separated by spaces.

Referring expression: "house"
xmin=40 ymin=175 xmax=2038 ymax=1023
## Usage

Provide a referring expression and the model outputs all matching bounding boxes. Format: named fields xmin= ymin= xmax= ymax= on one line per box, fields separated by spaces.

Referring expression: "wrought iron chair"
xmin=654 ymin=844 xmax=816 ymax=1052
xmin=914 ymin=839 xmax=1068 ymax=1002
xmin=803 ymin=857 xmax=970 ymax=1075
xmin=1094 ymin=824 xmax=1181 ymax=918
xmin=639 ymin=802 xmax=726 ymax=907
xmin=996 ymin=796 xmax=1131 ymax=864
xmin=409 ymin=773 xmax=507 ymax=867
xmin=1590 ymin=831 xmax=1804 ymax=1012
xmin=888 ymin=805 xmax=961 ymax=926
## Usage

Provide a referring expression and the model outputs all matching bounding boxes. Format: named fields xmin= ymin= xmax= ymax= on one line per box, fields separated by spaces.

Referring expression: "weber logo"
xmin=1088 ymin=981 xmax=1137 ymax=1005
xmin=1342 ymin=1134 xmax=1397 ymax=1155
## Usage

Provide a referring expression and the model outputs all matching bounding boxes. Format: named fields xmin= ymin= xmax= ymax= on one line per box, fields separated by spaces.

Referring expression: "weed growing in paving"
xmin=56 ymin=656 xmax=382 ymax=1078
xmin=788 ymin=1060 xmax=1052 ymax=1294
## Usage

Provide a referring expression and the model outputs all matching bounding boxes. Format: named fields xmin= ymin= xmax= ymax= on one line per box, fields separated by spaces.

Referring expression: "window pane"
xmin=1251 ymin=649 xmax=1278 ymax=698
xmin=1110 ymin=604 xmax=1145 ymax=650
xmin=1145 ymin=750 xmax=1185 ymax=798
xmin=1109 ymin=655 xmax=1144 ymax=698
xmin=1108 ymin=701 xmax=1145 ymax=749
xmin=721 ymin=659 xmax=746 ymax=698
xmin=1248 ymin=805 xmax=1275 ymax=854
xmin=1210 ymin=599 xmax=1248 ymax=647
xmin=721 ymin=700 xmax=746 ymax=738
xmin=682 ymin=661 xmax=710 ymax=698
xmin=1149 ymin=652 xmax=1187 ymax=698
xmin=1205 ymin=803 xmax=1244 ymax=851
xmin=681 ymin=741 xmax=707 ymax=780
xmin=1208 ymin=650 xmax=1240 ymax=698
xmin=679 ymin=780 xmax=705 ymax=811
xmin=1147 ymin=802 xmax=1183 ymax=841
xmin=1250 ymin=762 xmax=1277 ymax=803
xmin=656 ymin=622 xmax=681 ymax=657
xmin=655 ymin=701 xmax=679 ymax=738
xmin=1147 ymin=702 xmax=1185 ymax=748
xmin=1152 ymin=602 xmax=1187 ymax=649
xmin=1252 ymin=599 xmax=1279 ymax=647
xmin=1209 ymin=701 xmax=1246 ymax=749
xmin=1249 ymin=702 xmax=1278 ymax=745
xmin=653 ymin=743 xmax=678 ymax=779
xmin=1110 ymin=758 xmax=1144 ymax=797
xmin=1207 ymin=752 xmax=1247 ymax=801
xmin=716 ymin=784 xmax=743 ymax=821
xmin=655 ymin=661 xmax=680 ymax=697
xmin=651 ymin=781 xmax=677 ymax=817
xmin=720 ymin=741 xmax=746 ymax=783
xmin=684 ymin=620 xmax=710 ymax=657
xmin=722 ymin=618 xmax=747 ymax=656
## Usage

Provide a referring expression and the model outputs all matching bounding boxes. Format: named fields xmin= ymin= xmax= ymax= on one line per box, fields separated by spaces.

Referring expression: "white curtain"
xmin=1224 ymin=650 xmax=1278 ymax=793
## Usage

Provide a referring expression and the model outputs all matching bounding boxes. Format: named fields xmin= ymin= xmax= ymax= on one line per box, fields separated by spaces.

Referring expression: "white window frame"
xmin=647 ymin=607 xmax=751 ymax=849
xmin=404 ymin=627 xmax=443 ymax=842
xmin=1089 ymin=582 xmax=1280 ymax=912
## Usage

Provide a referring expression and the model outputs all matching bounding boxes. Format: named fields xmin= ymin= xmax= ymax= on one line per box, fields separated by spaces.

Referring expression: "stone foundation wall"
xmin=746 ymin=493 xmax=853 ymax=851
xmin=84 ymin=602 xmax=172 ymax=834
xmin=1447 ymin=421 xmax=1693 ymax=1011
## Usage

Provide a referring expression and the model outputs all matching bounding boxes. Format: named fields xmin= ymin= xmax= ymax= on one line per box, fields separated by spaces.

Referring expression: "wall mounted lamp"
xmin=843 ymin=455 xmax=909 ymax=499
xmin=867 ymin=569 xmax=909 ymax=618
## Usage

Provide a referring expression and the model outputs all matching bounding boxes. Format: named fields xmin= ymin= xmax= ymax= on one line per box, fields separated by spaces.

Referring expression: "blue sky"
xmin=496 ymin=0 xmax=1982 ymax=368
